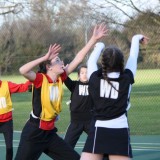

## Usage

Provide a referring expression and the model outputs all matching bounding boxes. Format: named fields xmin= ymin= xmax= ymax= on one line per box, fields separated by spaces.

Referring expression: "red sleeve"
xmin=8 ymin=81 xmax=32 ymax=94
xmin=32 ymin=73 xmax=43 ymax=88
xmin=60 ymin=71 xmax=67 ymax=82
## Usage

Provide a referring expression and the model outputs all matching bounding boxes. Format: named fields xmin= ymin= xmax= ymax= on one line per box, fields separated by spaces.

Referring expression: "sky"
xmin=89 ymin=0 xmax=160 ymax=22
xmin=0 ymin=0 xmax=159 ymax=25
xmin=90 ymin=0 xmax=159 ymax=10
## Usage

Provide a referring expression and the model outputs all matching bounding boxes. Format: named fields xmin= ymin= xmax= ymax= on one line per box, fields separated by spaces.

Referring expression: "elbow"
xmin=19 ymin=67 xmax=25 ymax=75
xmin=19 ymin=67 xmax=22 ymax=74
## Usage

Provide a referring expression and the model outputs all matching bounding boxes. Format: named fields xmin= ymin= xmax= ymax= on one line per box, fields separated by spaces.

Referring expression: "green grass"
xmin=129 ymin=69 xmax=160 ymax=135
xmin=1 ymin=69 xmax=160 ymax=135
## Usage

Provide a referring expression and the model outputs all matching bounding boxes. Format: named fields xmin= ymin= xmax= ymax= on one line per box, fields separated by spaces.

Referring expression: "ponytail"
xmin=101 ymin=46 xmax=124 ymax=91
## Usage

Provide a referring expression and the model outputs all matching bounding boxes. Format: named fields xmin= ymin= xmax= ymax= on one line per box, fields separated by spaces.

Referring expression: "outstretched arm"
xmin=65 ymin=23 xmax=108 ymax=75
xmin=87 ymin=42 xmax=105 ymax=80
xmin=125 ymin=35 xmax=148 ymax=77
xmin=8 ymin=81 xmax=32 ymax=93
xmin=19 ymin=44 xmax=61 ymax=81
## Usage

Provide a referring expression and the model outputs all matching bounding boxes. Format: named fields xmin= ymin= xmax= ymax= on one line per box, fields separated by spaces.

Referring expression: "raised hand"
xmin=92 ymin=23 xmax=109 ymax=41
xmin=140 ymin=36 xmax=149 ymax=45
xmin=44 ymin=44 xmax=61 ymax=61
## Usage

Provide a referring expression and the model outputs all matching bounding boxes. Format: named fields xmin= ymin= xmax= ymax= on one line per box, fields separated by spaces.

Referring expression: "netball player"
xmin=80 ymin=35 xmax=148 ymax=160
xmin=15 ymin=23 xmax=108 ymax=160
xmin=64 ymin=65 xmax=93 ymax=148
xmin=0 ymin=80 xmax=31 ymax=160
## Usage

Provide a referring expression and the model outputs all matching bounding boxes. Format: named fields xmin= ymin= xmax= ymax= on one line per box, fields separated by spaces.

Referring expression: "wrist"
xmin=95 ymin=42 xmax=105 ymax=50
xmin=42 ymin=54 xmax=48 ymax=61
xmin=90 ymin=36 xmax=97 ymax=43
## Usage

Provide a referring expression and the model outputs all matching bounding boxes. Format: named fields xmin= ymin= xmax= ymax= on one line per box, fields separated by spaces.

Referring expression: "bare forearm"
xmin=66 ymin=37 xmax=97 ymax=75
xmin=19 ymin=56 xmax=45 ymax=75
xmin=66 ymin=23 xmax=108 ymax=75
xmin=75 ymin=37 xmax=97 ymax=62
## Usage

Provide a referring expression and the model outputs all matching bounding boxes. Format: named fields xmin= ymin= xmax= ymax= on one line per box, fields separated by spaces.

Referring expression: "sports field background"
xmin=0 ymin=69 xmax=160 ymax=160
xmin=1 ymin=69 xmax=160 ymax=135
xmin=0 ymin=1 xmax=160 ymax=159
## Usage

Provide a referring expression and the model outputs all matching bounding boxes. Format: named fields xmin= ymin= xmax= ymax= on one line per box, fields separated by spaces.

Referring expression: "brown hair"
xmin=101 ymin=46 xmax=124 ymax=90
xmin=77 ymin=64 xmax=87 ymax=76
xmin=38 ymin=60 xmax=51 ymax=73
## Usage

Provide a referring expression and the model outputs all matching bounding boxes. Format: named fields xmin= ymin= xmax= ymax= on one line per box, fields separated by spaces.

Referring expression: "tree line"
xmin=0 ymin=0 xmax=160 ymax=74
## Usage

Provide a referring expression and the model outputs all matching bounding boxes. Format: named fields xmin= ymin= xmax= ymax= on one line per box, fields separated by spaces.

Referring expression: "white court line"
xmin=0 ymin=145 xmax=19 ymax=147
xmin=75 ymin=142 xmax=160 ymax=152
xmin=76 ymin=144 xmax=160 ymax=148
xmin=0 ymin=140 xmax=19 ymax=142
xmin=76 ymin=142 xmax=160 ymax=145
xmin=1 ymin=134 xmax=160 ymax=152
xmin=0 ymin=144 xmax=160 ymax=151
xmin=13 ymin=131 xmax=22 ymax=133
xmin=133 ymin=148 xmax=160 ymax=151
xmin=74 ymin=146 xmax=160 ymax=151
xmin=132 ymin=143 xmax=160 ymax=145
xmin=132 ymin=146 xmax=160 ymax=149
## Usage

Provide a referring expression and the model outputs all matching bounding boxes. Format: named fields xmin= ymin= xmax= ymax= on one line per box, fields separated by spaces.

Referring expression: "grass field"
xmin=1 ymin=69 xmax=160 ymax=135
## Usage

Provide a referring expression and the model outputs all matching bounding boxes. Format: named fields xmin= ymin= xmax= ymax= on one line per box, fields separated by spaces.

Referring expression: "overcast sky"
xmin=0 ymin=0 xmax=159 ymax=24
xmin=90 ymin=0 xmax=159 ymax=15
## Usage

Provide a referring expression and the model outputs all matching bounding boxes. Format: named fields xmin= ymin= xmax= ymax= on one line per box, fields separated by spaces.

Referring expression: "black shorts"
xmin=83 ymin=120 xmax=132 ymax=158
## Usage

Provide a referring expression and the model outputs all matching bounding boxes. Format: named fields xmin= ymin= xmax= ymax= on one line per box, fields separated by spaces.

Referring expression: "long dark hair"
xmin=38 ymin=60 xmax=51 ymax=73
xmin=101 ymin=46 xmax=124 ymax=90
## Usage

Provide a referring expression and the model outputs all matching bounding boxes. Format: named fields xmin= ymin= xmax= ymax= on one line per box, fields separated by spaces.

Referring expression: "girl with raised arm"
xmin=15 ymin=23 xmax=108 ymax=160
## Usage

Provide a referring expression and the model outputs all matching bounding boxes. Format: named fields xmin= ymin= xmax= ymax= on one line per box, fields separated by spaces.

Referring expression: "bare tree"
xmin=89 ymin=0 xmax=160 ymax=27
xmin=0 ymin=1 xmax=24 ymax=15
